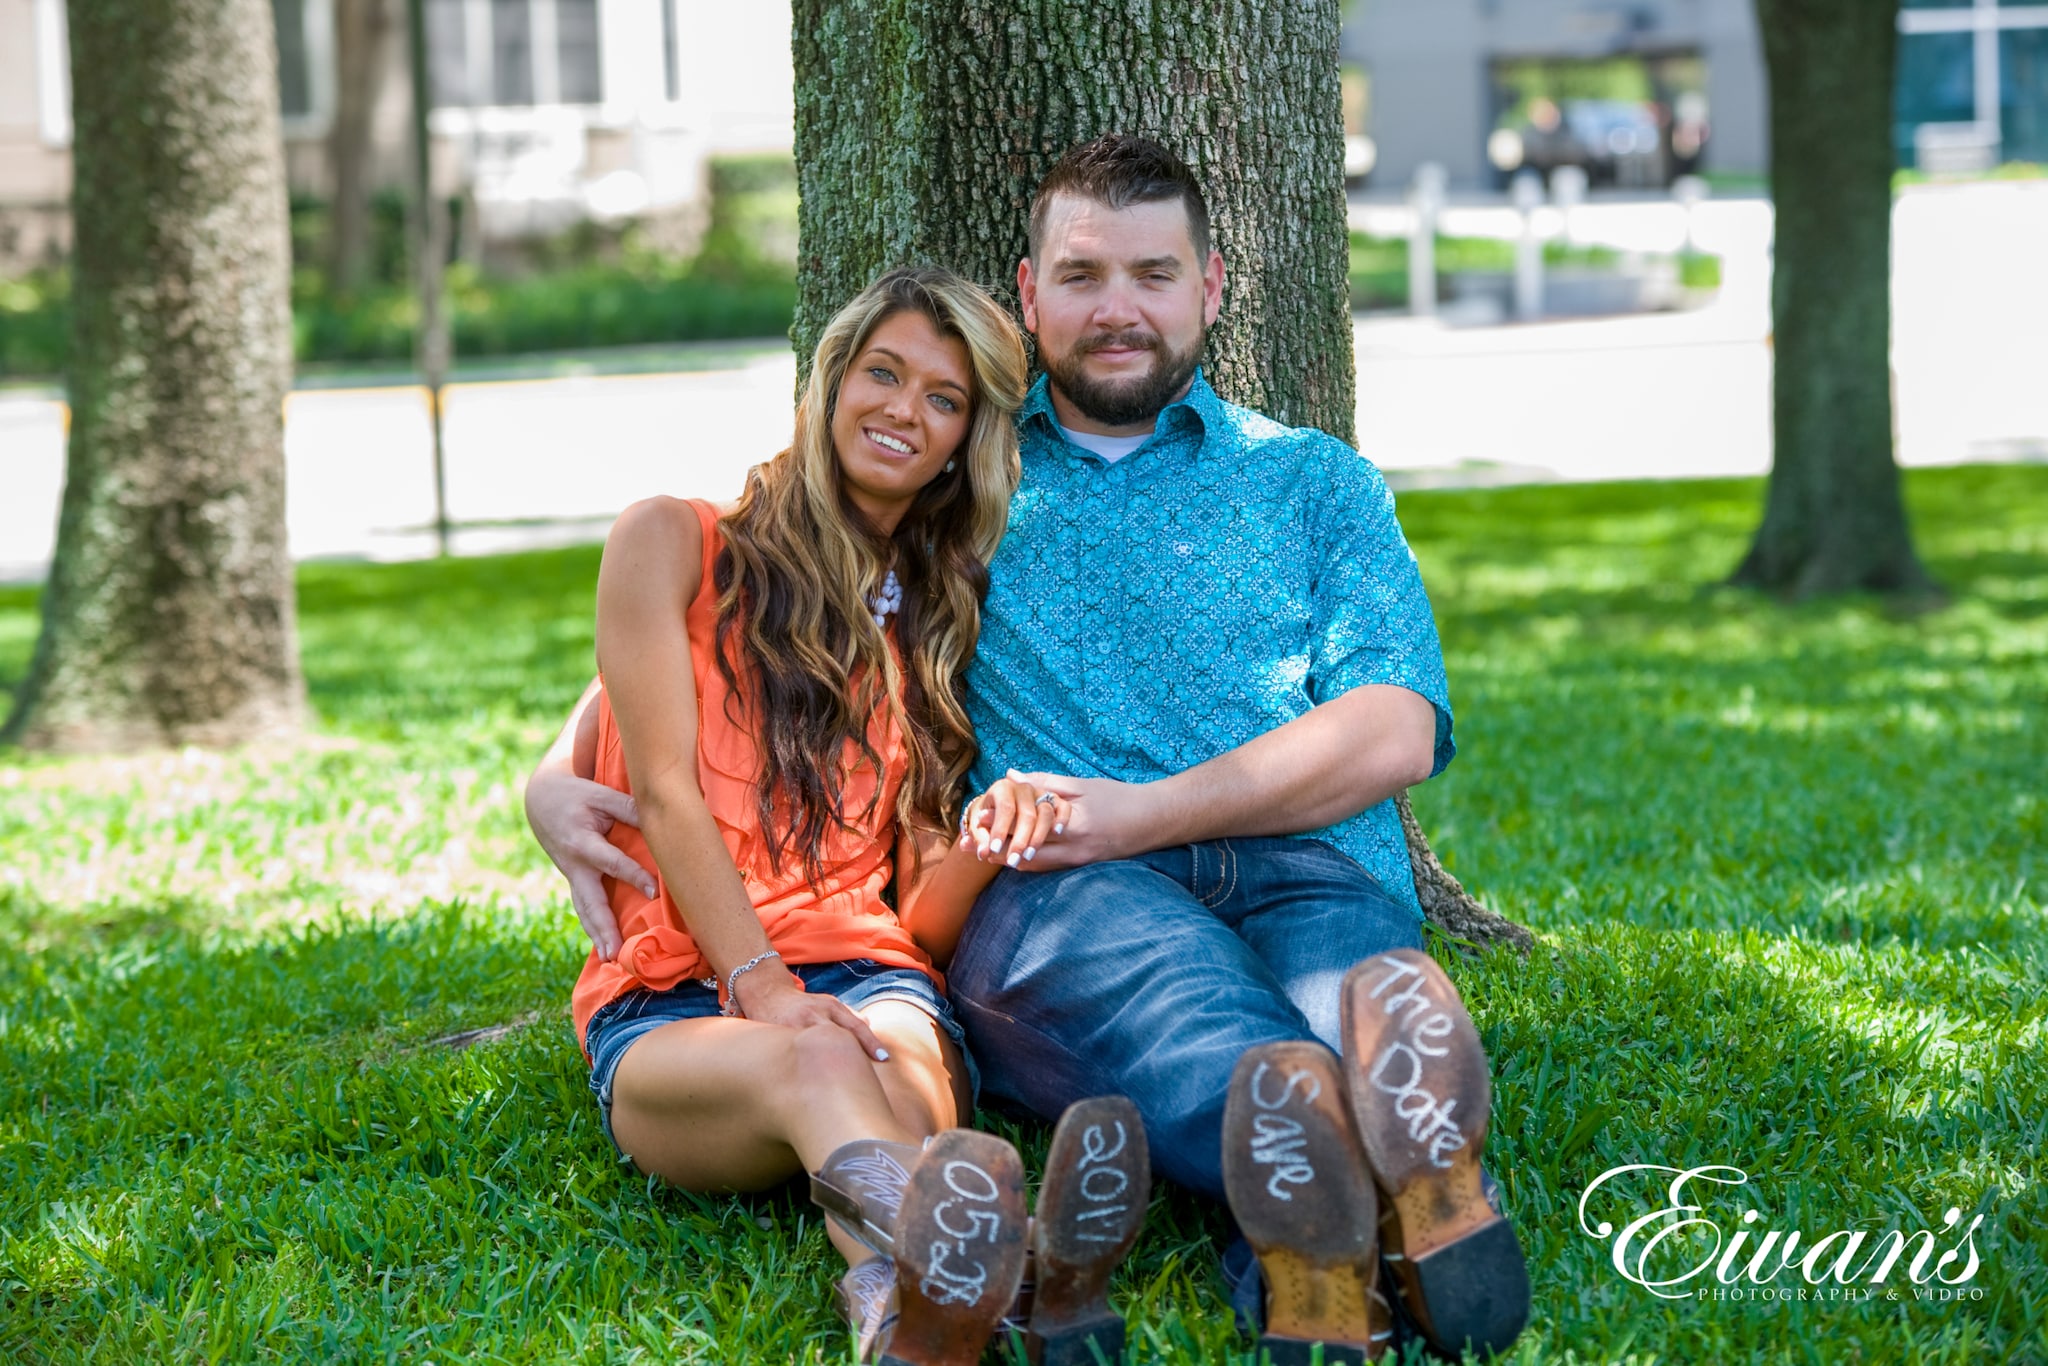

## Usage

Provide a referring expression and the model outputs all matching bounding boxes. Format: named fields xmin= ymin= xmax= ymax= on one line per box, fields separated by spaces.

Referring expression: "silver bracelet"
xmin=722 ymin=949 xmax=783 ymax=1018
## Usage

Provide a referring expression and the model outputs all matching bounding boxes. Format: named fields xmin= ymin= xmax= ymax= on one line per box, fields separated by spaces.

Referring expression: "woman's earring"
xmin=945 ymin=460 xmax=956 ymax=472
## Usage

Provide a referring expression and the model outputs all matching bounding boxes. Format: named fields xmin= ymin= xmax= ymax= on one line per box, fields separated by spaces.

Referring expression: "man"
xmin=527 ymin=135 xmax=1526 ymax=1358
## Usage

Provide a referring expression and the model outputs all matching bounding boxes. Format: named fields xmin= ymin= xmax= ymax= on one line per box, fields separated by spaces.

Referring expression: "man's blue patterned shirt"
xmin=965 ymin=369 xmax=1455 ymax=916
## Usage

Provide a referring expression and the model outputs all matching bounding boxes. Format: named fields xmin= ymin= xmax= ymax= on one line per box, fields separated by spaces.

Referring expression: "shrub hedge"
xmin=1348 ymin=230 xmax=1719 ymax=310
xmin=0 ymin=160 xmax=800 ymax=381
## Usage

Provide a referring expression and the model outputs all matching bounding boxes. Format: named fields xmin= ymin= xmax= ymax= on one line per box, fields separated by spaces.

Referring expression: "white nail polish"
xmin=876 ymin=1048 xmax=890 ymax=1061
xmin=991 ymin=839 xmax=1003 ymax=853
xmin=1025 ymin=848 xmax=1036 ymax=861
xmin=1054 ymin=824 xmax=1065 ymax=835
xmin=1008 ymin=852 xmax=1020 ymax=867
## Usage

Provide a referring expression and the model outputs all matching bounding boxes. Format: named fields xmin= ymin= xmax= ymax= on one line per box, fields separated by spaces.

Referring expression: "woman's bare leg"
xmin=610 ymin=1017 xmax=912 ymax=1184
xmin=606 ymin=1009 xmax=971 ymax=1269
xmin=861 ymin=1000 xmax=972 ymax=1136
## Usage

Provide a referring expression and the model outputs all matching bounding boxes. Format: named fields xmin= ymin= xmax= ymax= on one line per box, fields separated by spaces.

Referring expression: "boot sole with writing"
xmin=1222 ymin=1041 xmax=1394 ymax=1365
xmin=881 ymin=1129 xmax=1031 ymax=1366
xmin=1026 ymin=1096 xmax=1152 ymax=1365
xmin=1341 ymin=950 xmax=1529 ymax=1359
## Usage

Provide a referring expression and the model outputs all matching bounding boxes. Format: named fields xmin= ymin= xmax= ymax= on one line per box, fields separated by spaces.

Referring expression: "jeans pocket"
xmin=583 ymin=994 xmax=632 ymax=1054
xmin=1194 ymin=839 xmax=1240 ymax=907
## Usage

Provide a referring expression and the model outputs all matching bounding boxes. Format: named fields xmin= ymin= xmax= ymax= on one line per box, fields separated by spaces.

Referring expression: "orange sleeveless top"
xmin=571 ymin=499 xmax=940 ymax=1052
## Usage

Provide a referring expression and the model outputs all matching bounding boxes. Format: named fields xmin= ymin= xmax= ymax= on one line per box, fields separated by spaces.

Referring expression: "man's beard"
xmin=1042 ymin=327 xmax=1204 ymax=429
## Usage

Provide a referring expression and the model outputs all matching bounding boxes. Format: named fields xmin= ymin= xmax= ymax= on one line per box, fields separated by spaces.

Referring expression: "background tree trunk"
xmin=1734 ymin=0 xmax=1935 ymax=598
xmin=2 ymin=0 xmax=304 ymax=753
xmin=327 ymin=0 xmax=392 ymax=294
xmin=792 ymin=0 xmax=1530 ymax=950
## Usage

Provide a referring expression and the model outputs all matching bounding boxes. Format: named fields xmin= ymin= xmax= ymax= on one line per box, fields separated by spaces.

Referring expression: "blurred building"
xmin=1343 ymin=0 xmax=2048 ymax=191
xmin=7 ymin=0 xmax=2045 ymax=267
xmin=0 ymin=0 xmax=794 ymax=272
xmin=1896 ymin=0 xmax=2048 ymax=173
xmin=0 ymin=0 xmax=72 ymax=268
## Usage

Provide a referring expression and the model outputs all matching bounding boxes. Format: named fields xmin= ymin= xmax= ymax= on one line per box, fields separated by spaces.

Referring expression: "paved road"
xmin=3 ymin=181 xmax=2043 ymax=583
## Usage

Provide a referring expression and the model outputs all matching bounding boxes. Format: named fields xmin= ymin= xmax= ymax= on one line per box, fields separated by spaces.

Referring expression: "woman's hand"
xmin=959 ymin=774 xmax=1074 ymax=869
xmin=732 ymin=962 xmax=891 ymax=1061
xmin=988 ymin=769 xmax=1162 ymax=871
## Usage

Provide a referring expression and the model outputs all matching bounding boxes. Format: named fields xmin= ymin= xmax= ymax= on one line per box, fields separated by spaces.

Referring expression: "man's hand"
xmin=524 ymin=769 xmax=659 ymax=962
xmin=959 ymin=774 xmax=1076 ymax=868
xmin=991 ymin=768 xmax=1160 ymax=871
xmin=1006 ymin=687 xmax=1437 ymax=871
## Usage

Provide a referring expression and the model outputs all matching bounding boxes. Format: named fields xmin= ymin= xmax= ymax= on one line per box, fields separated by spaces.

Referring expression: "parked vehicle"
xmin=1503 ymin=99 xmax=1666 ymax=188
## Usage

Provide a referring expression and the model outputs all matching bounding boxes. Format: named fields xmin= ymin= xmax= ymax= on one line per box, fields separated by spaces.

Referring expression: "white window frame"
xmin=279 ymin=0 xmax=339 ymax=138
xmin=34 ymin=0 xmax=70 ymax=146
xmin=426 ymin=0 xmax=616 ymax=134
xmin=1899 ymin=0 xmax=2048 ymax=149
xmin=32 ymin=0 xmax=336 ymax=144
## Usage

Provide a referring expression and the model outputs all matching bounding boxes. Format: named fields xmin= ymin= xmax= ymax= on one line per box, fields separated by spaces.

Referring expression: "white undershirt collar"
xmin=1056 ymin=419 xmax=1156 ymax=465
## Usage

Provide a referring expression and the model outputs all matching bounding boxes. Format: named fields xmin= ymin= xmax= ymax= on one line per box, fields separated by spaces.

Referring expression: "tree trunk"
xmin=2 ymin=0 xmax=304 ymax=753
xmin=1734 ymin=0 xmax=1935 ymax=598
xmin=792 ymin=0 xmax=1530 ymax=950
xmin=328 ymin=0 xmax=393 ymax=294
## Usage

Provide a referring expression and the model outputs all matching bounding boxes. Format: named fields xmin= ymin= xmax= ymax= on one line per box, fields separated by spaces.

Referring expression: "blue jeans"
xmin=947 ymin=836 xmax=1424 ymax=1202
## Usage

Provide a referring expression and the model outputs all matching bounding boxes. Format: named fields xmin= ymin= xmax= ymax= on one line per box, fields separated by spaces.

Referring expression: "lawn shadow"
xmin=1447 ymin=922 xmax=2044 ymax=1363
xmin=0 ymin=894 xmax=1252 ymax=1362
xmin=3 ymin=880 xmax=2041 ymax=1362
xmin=6 ymin=465 xmax=2046 ymax=1362
xmin=1415 ymin=525 xmax=2045 ymax=955
xmin=0 ymin=899 xmax=864 ymax=1360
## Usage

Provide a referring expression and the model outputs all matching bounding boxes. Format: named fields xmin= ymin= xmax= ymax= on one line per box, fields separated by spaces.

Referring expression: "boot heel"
xmin=1026 ymin=1096 xmax=1150 ymax=1365
xmin=1026 ymin=1313 xmax=1123 ymax=1365
xmin=1340 ymin=950 xmax=1530 ymax=1359
xmin=1406 ymin=1218 xmax=1531 ymax=1356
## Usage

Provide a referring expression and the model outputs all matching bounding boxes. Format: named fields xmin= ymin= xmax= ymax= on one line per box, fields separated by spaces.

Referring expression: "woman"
xmin=552 ymin=267 xmax=1139 ymax=1365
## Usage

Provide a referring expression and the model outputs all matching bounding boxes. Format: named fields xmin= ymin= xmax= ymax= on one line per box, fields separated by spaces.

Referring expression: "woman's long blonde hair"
xmin=713 ymin=266 xmax=1028 ymax=882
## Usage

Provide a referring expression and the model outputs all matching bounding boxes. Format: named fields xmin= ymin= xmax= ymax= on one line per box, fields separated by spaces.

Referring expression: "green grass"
xmin=3 ymin=466 xmax=2045 ymax=1363
xmin=1895 ymin=162 xmax=2048 ymax=189
xmin=291 ymin=260 xmax=796 ymax=368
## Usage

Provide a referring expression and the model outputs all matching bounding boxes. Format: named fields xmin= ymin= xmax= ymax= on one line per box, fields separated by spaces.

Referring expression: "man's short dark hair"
xmin=1027 ymin=134 xmax=1212 ymax=262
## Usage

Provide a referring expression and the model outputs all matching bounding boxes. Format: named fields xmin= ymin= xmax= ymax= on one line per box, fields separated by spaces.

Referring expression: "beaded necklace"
xmin=868 ymin=569 xmax=902 ymax=628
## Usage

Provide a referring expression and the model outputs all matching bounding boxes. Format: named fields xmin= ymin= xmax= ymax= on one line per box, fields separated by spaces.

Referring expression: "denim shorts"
xmin=583 ymin=958 xmax=977 ymax=1160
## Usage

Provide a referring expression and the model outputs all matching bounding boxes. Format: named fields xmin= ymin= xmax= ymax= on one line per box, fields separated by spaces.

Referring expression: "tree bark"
xmin=2 ymin=0 xmax=304 ymax=753
xmin=1734 ymin=0 xmax=1936 ymax=598
xmin=328 ymin=0 xmax=393 ymax=294
xmin=792 ymin=0 xmax=1529 ymax=949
